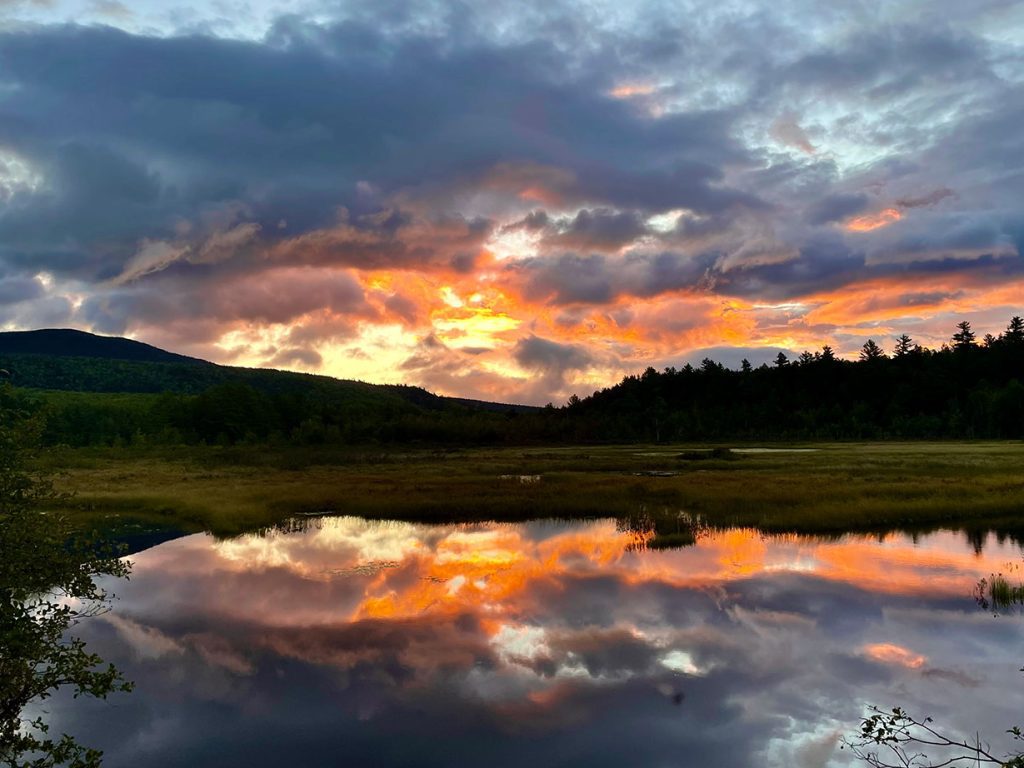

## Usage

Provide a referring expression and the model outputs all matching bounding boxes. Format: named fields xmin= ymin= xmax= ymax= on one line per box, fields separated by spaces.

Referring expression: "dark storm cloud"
xmin=804 ymin=193 xmax=869 ymax=225
xmin=517 ymin=250 xmax=718 ymax=305
xmin=895 ymin=188 xmax=956 ymax=210
xmin=777 ymin=25 xmax=992 ymax=98
xmin=0 ymin=18 xmax=754 ymax=281
xmin=517 ymin=224 xmax=1022 ymax=306
xmin=544 ymin=208 xmax=650 ymax=251
xmin=268 ymin=210 xmax=493 ymax=273
xmin=0 ymin=276 xmax=42 ymax=304
xmin=513 ymin=334 xmax=592 ymax=373
xmin=521 ymin=247 xmax=743 ymax=305
xmin=78 ymin=267 xmax=371 ymax=340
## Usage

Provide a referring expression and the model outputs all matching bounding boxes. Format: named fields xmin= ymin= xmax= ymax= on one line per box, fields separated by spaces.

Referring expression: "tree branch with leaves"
xmin=1 ymin=384 xmax=132 ymax=768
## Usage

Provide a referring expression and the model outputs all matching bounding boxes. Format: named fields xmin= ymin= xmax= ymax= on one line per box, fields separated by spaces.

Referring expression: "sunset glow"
xmin=844 ymin=208 xmax=904 ymax=232
xmin=0 ymin=1 xmax=1021 ymax=404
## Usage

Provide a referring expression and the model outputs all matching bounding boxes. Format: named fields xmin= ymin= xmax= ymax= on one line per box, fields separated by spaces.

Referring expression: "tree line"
xmin=563 ymin=316 xmax=1024 ymax=442
xmin=7 ymin=316 xmax=1024 ymax=446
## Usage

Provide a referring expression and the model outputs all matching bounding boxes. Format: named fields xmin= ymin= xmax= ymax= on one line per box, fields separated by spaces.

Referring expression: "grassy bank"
xmin=38 ymin=441 xmax=1024 ymax=540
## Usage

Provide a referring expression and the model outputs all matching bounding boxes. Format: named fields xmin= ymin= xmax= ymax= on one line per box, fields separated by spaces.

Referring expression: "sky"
xmin=0 ymin=0 xmax=1022 ymax=404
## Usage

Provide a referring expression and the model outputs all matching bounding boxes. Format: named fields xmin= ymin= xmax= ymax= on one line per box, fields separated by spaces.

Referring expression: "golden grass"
xmin=42 ymin=441 xmax=1024 ymax=538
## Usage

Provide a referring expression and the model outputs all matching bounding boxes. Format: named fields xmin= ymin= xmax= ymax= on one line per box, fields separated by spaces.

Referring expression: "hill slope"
xmin=0 ymin=328 xmax=533 ymax=412
xmin=0 ymin=328 xmax=207 ymax=365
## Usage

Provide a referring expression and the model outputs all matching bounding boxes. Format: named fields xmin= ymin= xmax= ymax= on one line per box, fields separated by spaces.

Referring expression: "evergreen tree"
xmin=952 ymin=320 xmax=976 ymax=350
xmin=893 ymin=334 xmax=914 ymax=357
xmin=1006 ymin=316 xmax=1024 ymax=344
xmin=859 ymin=339 xmax=885 ymax=361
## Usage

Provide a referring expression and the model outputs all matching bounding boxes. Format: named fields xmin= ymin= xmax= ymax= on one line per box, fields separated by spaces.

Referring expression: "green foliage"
xmin=975 ymin=571 xmax=1024 ymax=613
xmin=0 ymin=385 xmax=132 ymax=767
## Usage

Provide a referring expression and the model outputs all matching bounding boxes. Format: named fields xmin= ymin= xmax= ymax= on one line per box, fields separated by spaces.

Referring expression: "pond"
xmin=45 ymin=517 xmax=1024 ymax=767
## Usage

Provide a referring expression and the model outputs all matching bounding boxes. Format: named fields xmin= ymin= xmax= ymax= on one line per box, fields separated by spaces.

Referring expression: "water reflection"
xmin=49 ymin=518 xmax=1024 ymax=767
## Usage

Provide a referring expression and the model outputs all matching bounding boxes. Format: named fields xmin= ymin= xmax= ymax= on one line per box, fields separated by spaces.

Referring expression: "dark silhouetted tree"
xmin=859 ymin=339 xmax=885 ymax=361
xmin=0 ymin=385 xmax=133 ymax=767
xmin=952 ymin=320 xmax=976 ymax=350
xmin=893 ymin=334 xmax=914 ymax=357
xmin=1006 ymin=316 xmax=1024 ymax=345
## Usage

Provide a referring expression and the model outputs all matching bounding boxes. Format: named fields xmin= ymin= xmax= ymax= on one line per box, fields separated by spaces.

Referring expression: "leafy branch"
xmin=843 ymin=706 xmax=1024 ymax=768
xmin=1 ymin=384 xmax=133 ymax=768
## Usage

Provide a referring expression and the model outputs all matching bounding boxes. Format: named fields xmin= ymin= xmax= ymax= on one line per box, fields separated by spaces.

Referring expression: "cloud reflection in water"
xmin=51 ymin=518 xmax=1024 ymax=768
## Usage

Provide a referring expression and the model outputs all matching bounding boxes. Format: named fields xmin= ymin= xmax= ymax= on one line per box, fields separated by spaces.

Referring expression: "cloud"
xmin=0 ymin=276 xmax=43 ymax=304
xmin=0 ymin=0 xmax=1021 ymax=402
xmin=895 ymin=188 xmax=956 ymax=209
xmin=513 ymin=335 xmax=592 ymax=375
xmin=266 ymin=346 xmax=324 ymax=369
xmin=805 ymin=194 xmax=869 ymax=226
xmin=771 ymin=112 xmax=816 ymax=155
xmin=541 ymin=208 xmax=650 ymax=251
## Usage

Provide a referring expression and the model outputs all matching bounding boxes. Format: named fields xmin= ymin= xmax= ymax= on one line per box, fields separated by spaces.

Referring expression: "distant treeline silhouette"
xmin=4 ymin=317 xmax=1024 ymax=446
xmin=561 ymin=317 xmax=1024 ymax=441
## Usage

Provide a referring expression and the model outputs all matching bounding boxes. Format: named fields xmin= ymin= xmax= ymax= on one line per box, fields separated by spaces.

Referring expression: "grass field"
xmin=39 ymin=441 xmax=1024 ymax=541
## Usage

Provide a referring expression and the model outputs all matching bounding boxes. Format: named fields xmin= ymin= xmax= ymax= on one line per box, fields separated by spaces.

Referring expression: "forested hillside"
xmin=0 ymin=328 xmax=206 ymax=364
xmin=0 ymin=329 xmax=539 ymax=445
xmin=2 ymin=319 xmax=1023 ymax=447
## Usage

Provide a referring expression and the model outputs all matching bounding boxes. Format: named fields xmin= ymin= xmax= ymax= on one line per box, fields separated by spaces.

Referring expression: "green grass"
xmin=39 ymin=441 xmax=1024 ymax=539
xmin=977 ymin=572 xmax=1024 ymax=612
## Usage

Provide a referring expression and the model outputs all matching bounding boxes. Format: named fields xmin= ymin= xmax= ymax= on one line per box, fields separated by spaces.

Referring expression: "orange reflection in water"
xmin=166 ymin=519 xmax=1019 ymax=634
xmin=863 ymin=642 xmax=927 ymax=669
xmin=92 ymin=517 xmax=1024 ymax=768
xmin=845 ymin=207 xmax=903 ymax=232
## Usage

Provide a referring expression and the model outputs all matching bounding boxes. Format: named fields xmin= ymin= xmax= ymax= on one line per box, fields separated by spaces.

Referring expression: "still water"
xmin=50 ymin=517 xmax=1023 ymax=767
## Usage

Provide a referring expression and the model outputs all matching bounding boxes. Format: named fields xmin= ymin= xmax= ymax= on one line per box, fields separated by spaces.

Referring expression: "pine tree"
xmin=952 ymin=321 xmax=976 ymax=350
xmin=1006 ymin=316 xmax=1024 ymax=344
xmin=859 ymin=339 xmax=885 ymax=361
xmin=893 ymin=334 xmax=914 ymax=357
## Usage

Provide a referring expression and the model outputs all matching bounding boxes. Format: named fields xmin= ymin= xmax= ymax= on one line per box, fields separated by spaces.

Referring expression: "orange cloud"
xmin=863 ymin=643 xmax=927 ymax=669
xmin=844 ymin=208 xmax=903 ymax=232
xmin=608 ymin=83 xmax=656 ymax=99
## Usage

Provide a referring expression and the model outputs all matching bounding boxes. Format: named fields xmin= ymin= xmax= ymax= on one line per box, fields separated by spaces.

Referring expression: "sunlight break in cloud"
xmin=0 ymin=0 xmax=1022 ymax=403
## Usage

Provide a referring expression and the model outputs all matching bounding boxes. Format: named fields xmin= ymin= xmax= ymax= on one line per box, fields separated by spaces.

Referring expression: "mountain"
xmin=0 ymin=328 xmax=208 ymax=365
xmin=0 ymin=328 xmax=536 ymax=413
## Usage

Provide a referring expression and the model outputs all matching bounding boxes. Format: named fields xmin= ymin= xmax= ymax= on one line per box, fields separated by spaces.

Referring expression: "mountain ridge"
xmin=0 ymin=328 xmax=538 ymax=413
xmin=0 ymin=328 xmax=208 ymax=366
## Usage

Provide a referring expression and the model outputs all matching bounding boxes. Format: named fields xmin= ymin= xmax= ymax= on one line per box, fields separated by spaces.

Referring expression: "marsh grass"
xmin=976 ymin=569 xmax=1024 ymax=612
xmin=41 ymin=441 xmax=1024 ymax=539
